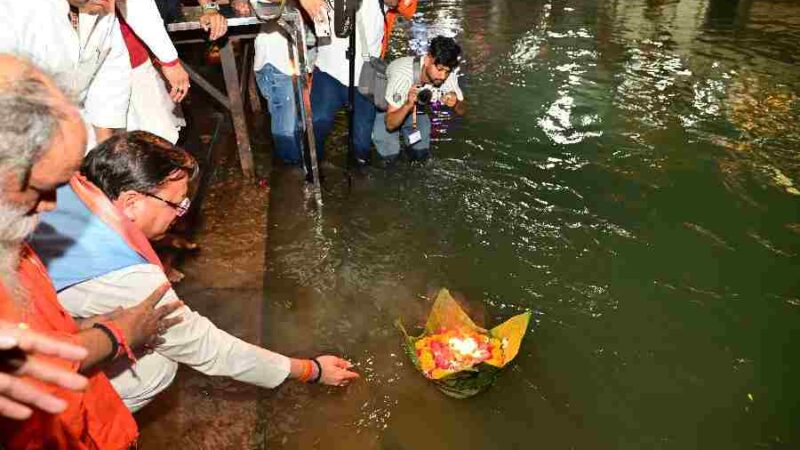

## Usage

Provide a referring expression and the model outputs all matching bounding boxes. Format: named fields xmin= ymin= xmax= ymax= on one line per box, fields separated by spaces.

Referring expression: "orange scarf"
xmin=70 ymin=174 xmax=163 ymax=270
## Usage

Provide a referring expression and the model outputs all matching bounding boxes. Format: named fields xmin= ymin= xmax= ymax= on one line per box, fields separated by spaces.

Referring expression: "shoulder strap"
xmin=413 ymin=57 xmax=422 ymax=85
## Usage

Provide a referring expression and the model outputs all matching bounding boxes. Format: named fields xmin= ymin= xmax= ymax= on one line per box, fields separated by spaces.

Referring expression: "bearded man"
xmin=0 ymin=54 xmax=182 ymax=450
xmin=374 ymin=36 xmax=466 ymax=163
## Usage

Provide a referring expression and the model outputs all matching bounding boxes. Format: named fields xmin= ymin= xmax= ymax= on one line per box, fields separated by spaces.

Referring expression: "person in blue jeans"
xmin=254 ymin=26 xmax=302 ymax=165
xmin=311 ymin=0 xmax=385 ymax=165
xmin=374 ymin=36 xmax=466 ymax=163
xmin=310 ymin=69 xmax=378 ymax=164
xmin=373 ymin=108 xmax=432 ymax=162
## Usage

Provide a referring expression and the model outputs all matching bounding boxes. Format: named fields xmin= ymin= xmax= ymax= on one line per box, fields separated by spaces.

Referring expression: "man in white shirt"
xmin=30 ymin=131 xmax=359 ymax=412
xmin=118 ymin=0 xmax=228 ymax=144
xmin=311 ymin=0 xmax=386 ymax=165
xmin=0 ymin=0 xmax=132 ymax=146
xmin=253 ymin=23 xmax=303 ymax=165
xmin=375 ymin=36 xmax=466 ymax=162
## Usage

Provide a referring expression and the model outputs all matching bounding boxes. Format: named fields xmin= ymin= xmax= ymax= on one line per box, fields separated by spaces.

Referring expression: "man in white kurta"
xmin=31 ymin=132 xmax=359 ymax=411
xmin=117 ymin=0 xmax=228 ymax=144
xmin=0 ymin=0 xmax=132 ymax=147
xmin=118 ymin=0 xmax=187 ymax=144
xmin=30 ymin=134 xmax=293 ymax=412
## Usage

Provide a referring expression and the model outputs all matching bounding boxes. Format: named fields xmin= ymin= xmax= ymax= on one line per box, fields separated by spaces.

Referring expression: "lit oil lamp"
xmin=399 ymin=289 xmax=531 ymax=398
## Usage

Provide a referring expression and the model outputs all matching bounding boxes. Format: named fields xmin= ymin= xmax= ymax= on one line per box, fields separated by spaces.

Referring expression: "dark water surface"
xmin=260 ymin=0 xmax=800 ymax=448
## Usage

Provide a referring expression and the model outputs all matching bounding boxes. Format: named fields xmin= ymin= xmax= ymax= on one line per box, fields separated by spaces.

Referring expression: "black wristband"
xmin=310 ymin=358 xmax=322 ymax=384
xmin=93 ymin=322 xmax=119 ymax=360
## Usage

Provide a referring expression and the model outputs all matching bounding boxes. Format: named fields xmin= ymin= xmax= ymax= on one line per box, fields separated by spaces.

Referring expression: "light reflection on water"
xmin=261 ymin=0 xmax=800 ymax=448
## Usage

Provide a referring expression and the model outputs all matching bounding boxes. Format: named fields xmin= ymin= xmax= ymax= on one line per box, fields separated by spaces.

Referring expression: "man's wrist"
xmin=158 ymin=58 xmax=180 ymax=67
xmin=92 ymin=323 xmax=120 ymax=360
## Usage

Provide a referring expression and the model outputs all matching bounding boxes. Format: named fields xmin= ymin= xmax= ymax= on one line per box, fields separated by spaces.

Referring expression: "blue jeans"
xmin=310 ymin=69 xmax=376 ymax=162
xmin=373 ymin=111 xmax=432 ymax=160
xmin=255 ymin=63 xmax=302 ymax=164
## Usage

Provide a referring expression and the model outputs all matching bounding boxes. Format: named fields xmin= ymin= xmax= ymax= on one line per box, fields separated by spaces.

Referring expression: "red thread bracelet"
xmin=158 ymin=58 xmax=180 ymax=67
xmin=101 ymin=321 xmax=137 ymax=362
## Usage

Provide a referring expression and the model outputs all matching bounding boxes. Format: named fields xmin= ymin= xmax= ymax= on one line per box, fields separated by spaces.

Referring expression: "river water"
xmin=259 ymin=0 xmax=800 ymax=448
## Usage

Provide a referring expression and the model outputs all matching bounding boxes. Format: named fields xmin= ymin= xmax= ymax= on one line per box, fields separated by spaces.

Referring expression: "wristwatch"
xmin=201 ymin=1 xmax=220 ymax=12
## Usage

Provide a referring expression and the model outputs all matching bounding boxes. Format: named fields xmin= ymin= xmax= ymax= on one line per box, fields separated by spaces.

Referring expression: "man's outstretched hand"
xmin=315 ymin=355 xmax=360 ymax=387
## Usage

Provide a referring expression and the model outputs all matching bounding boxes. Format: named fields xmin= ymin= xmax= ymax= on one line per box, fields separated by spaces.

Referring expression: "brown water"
xmin=259 ymin=0 xmax=800 ymax=448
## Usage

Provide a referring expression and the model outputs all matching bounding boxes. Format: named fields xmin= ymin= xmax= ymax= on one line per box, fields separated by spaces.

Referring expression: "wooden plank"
xmin=220 ymin=41 xmax=255 ymax=178
xmin=172 ymin=33 xmax=261 ymax=46
xmin=238 ymin=41 xmax=252 ymax=97
xmin=182 ymin=61 xmax=232 ymax=110
xmin=248 ymin=70 xmax=262 ymax=113
xmin=236 ymin=41 xmax=262 ymax=113
xmin=166 ymin=5 xmax=270 ymax=31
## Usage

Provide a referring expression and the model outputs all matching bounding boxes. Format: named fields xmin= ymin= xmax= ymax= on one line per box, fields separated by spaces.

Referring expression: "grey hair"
xmin=0 ymin=66 xmax=62 ymax=190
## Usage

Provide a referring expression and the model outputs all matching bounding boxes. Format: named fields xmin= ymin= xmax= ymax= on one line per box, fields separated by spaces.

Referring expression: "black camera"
xmin=417 ymin=88 xmax=433 ymax=105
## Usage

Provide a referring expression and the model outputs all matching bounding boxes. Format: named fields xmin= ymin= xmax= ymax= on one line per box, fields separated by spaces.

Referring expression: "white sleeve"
xmin=385 ymin=65 xmax=414 ymax=109
xmin=444 ymin=69 xmax=464 ymax=101
xmin=58 ymin=264 xmax=292 ymax=389
xmin=0 ymin=5 xmax=24 ymax=54
xmin=84 ymin=17 xmax=132 ymax=129
xmin=117 ymin=0 xmax=179 ymax=63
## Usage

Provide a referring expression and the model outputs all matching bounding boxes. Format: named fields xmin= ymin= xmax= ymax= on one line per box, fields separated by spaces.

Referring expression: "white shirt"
xmin=117 ymin=0 xmax=179 ymax=64
xmin=385 ymin=56 xmax=464 ymax=109
xmin=0 ymin=0 xmax=131 ymax=130
xmin=58 ymin=264 xmax=291 ymax=412
xmin=314 ymin=0 xmax=385 ymax=86
xmin=253 ymin=22 xmax=293 ymax=75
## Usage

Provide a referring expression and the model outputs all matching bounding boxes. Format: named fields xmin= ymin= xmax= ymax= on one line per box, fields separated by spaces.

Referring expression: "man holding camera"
xmin=374 ymin=36 xmax=466 ymax=162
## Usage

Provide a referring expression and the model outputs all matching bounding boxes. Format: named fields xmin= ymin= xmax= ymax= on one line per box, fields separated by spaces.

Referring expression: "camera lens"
xmin=417 ymin=89 xmax=433 ymax=105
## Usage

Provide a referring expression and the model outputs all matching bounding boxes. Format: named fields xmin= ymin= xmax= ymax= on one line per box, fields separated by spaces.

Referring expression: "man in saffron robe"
xmin=0 ymin=54 xmax=183 ymax=450
xmin=32 ymin=131 xmax=360 ymax=413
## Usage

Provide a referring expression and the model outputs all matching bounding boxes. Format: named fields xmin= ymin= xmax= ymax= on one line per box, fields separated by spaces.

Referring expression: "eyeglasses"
xmin=139 ymin=192 xmax=191 ymax=217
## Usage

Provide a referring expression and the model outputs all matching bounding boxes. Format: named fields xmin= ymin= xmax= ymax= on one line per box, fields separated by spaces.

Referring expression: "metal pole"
xmin=281 ymin=8 xmax=322 ymax=205
xmin=346 ymin=2 xmax=357 ymax=167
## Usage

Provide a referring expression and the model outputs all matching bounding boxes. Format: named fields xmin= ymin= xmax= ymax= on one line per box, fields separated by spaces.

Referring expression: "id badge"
xmin=406 ymin=129 xmax=422 ymax=146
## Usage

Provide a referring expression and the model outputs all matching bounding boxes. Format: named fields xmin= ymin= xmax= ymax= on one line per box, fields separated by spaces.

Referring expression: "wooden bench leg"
xmin=249 ymin=70 xmax=262 ymax=114
xmin=220 ymin=39 xmax=255 ymax=178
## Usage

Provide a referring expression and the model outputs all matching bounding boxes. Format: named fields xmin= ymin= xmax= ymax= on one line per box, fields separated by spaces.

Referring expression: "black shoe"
xmin=349 ymin=153 xmax=372 ymax=168
xmin=407 ymin=148 xmax=431 ymax=163
xmin=378 ymin=154 xmax=400 ymax=169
